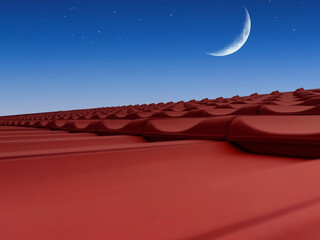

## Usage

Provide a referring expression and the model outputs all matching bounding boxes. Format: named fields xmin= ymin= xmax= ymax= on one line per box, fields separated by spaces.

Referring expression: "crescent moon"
xmin=208 ymin=8 xmax=251 ymax=57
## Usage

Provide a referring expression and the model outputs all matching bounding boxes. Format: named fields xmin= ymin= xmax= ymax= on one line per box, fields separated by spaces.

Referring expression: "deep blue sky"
xmin=0 ymin=0 xmax=319 ymax=115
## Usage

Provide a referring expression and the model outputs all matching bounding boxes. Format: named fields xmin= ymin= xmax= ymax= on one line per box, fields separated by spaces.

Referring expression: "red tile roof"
xmin=1 ymin=87 xmax=320 ymax=239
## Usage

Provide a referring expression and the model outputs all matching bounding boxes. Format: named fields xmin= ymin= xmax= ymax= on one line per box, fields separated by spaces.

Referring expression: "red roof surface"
xmin=1 ymin=87 xmax=320 ymax=239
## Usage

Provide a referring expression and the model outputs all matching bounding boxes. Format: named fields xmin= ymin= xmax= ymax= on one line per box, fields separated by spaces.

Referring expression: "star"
xmin=170 ymin=13 xmax=173 ymax=17
xmin=293 ymin=28 xmax=296 ymax=32
xmin=113 ymin=10 xmax=116 ymax=14
xmin=97 ymin=30 xmax=101 ymax=34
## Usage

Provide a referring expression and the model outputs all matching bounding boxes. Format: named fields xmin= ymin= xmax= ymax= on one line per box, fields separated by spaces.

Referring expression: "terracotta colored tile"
xmin=143 ymin=117 xmax=235 ymax=141
xmin=227 ymin=116 xmax=320 ymax=158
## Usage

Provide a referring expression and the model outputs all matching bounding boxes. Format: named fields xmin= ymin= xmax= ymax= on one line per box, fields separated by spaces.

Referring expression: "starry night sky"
xmin=0 ymin=0 xmax=319 ymax=115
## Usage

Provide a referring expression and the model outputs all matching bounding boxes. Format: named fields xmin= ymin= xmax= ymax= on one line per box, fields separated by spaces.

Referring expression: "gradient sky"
xmin=0 ymin=0 xmax=319 ymax=115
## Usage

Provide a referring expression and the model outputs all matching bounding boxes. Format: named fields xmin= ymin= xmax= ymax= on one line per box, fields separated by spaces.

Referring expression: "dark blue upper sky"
xmin=0 ymin=0 xmax=319 ymax=115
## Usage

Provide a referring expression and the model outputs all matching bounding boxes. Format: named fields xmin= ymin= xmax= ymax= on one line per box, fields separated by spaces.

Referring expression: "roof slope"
xmin=1 ymin=88 xmax=320 ymax=239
